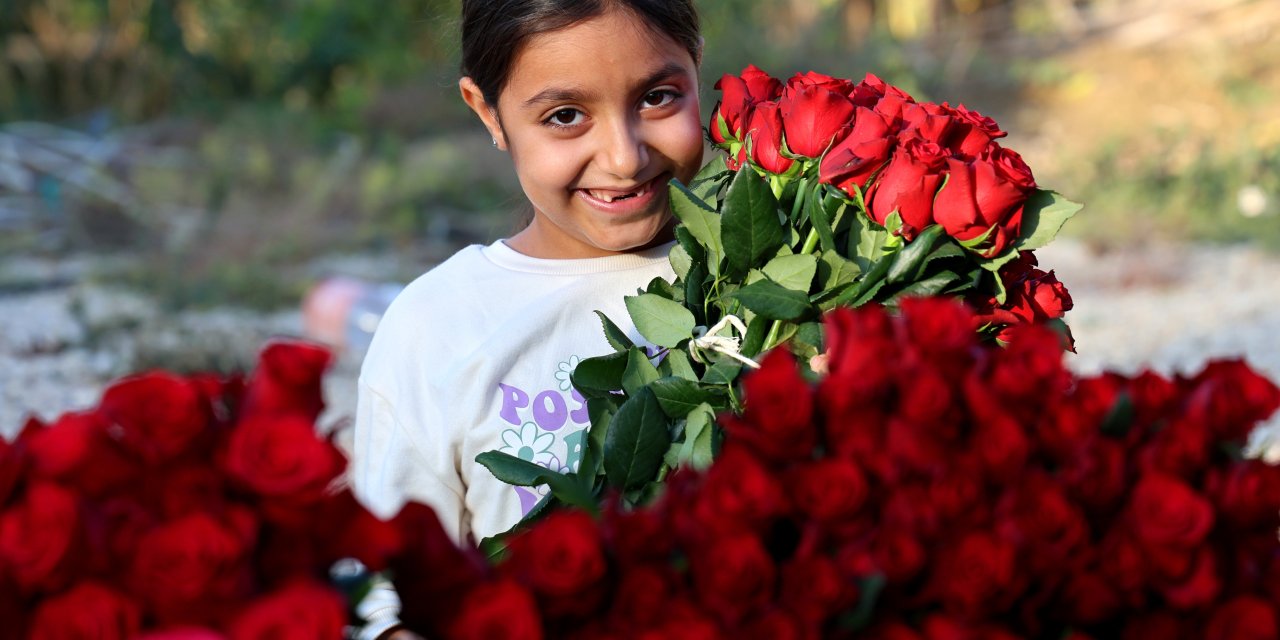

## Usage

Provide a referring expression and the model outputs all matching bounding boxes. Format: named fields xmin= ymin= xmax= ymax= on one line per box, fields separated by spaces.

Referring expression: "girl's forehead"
xmin=500 ymin=9 xmax=696 ymax=106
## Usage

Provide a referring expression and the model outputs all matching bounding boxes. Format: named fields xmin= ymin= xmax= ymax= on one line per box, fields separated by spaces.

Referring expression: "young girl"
xmin=353 ymin=0 xmax=704 ymax=551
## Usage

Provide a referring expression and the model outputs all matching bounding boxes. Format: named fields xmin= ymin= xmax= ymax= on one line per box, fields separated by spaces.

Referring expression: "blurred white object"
xmin=302 ymin=277 xmax=403 ymax=357
xmin=1237 ymin=184 xmax=1268 ymax=218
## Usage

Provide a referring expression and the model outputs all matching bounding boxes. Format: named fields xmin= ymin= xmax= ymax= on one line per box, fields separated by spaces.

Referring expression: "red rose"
xmin=0 ymin=481 xmax=82 ymax=594
xmin=725 ymin=349 xmax=815 ymax=461
xmin=933 ymin=156 xmax=1029 ymax=258
xmin=28 ymin=581 xmax=140 ymax=640
xmin=99 ymin=372 xmax=209 ymax=464
xmin=779 ymin=83 xmax=855 ymax=159
xmin=864 ymin=622 xmax=925 ymax=640
xmin=1128 ymin=472 xmax=1215 ymax=548
xmin=788 ymin=458 xmax=868 ymax=524
xmin=23 ymin=411 xmax=138 ymax=498
xmin=819 ymin=107 xmax=894 ymax=194
xmin=222 ymin=413 xmax=345 ymax=521
xmin=228 ymin=580 xmax=346 ymax=640
xmin=129 ymin=511 xmax=251 ymax=621
xmin=898 ymin=297 xmax=978 ymax=364
xmin=1158 ymin=547 xmax=1222 ymax=609
xmin=951 ymin=104 xmax=1007 ymax=158
xmin=1127 ymin=369 xmax=1179 ymax=429
xmin=928 ymin=531 xmax=1021 ymax=618
xmin=317 ymin=490 xmax=405 ymax=572
xmin=387 ymin=503 xmax=486 ymax=637
xmin=1060 ymin=439 xmax=1128 ymax=514
xmin=1216 ymin=461 xmax=1280 ymax=530
xmin=242 ymin=340 xmax=331 ymax=422
xmin=849 ymin=73 xmax=915 ymax=109
xmin=503 ymin=510 xmax=607 ymax=619
xmin=986 ymin=145 xmax=1035 ymax=190
xmin=447 ymin=579 xmax=544 ymax=640
xmin=994 ymin=475 xmax=1086 ymax=574
xmin=971 ymin=412 xmax=1030 ymax=482
xmin=1207 ymin=595 xmax=1280 ymax=640
xmin=886 ymin=417 xmax=949 ymax=475
xmin=731 ymin=608 xmax=810 ymax=640
xmin=713 ymin=64 xmax=783 ymax=143
xmin=1122 ymin=612 xmax=1194 ymax=640
xmin=1057 ymin=569 xmax=1122 ymax=624
xmin=870 ymin=527 xmax=927 ymax=584
xmin=1138 ymin=417 xmax=1213 ymax=480
xmin=822 ymin=305 xmax=896 ymax=381
xmin=603 ymin=500 xmax=672 ymax=566
xmin=680 ymin=443 xmax=787 ymax=540
xmin=609 ymin=566 xmax=674 ymax=628
xmin=867 ymin=137 xmax=948 ymax=238
xmin=920 ymin=615 xmax=1022 ymax=640
xmin=780 ymin=554 xmax=856 ymax=622
xmin=745 ymin=102 xmax=794 ymax=175
xmin=787 ymin=70 xmax=856 ymax=96
xmin=1186 ymin=359 xmax=1280 ymax=442
xmin=692 ymin=532 xmax=777 ymax=624
xmin=139 ymin=629 xmax=225 ymax=640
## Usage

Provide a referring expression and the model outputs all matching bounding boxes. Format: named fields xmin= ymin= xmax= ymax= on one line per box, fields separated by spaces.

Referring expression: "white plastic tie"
xmin=689 ymin=315 xmax=761 ymax=370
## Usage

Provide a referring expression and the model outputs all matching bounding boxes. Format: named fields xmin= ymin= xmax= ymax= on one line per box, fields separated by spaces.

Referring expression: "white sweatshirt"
xmin=352 ymin=239 xmax=675 ymax=545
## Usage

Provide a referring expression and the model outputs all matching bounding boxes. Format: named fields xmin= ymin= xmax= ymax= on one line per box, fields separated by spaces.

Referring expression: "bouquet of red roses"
xmin=403 ymin=299 xmax=1280 ymax=639
xmin=479 ymin=66 xmax=1082 ymax=538
xmin=0 ymin=342 xmax=435 ymax=639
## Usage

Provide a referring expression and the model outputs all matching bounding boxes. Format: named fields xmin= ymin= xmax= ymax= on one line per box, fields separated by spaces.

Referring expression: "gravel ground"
xmin=3 ymin=239 xmax=1279 ymax=450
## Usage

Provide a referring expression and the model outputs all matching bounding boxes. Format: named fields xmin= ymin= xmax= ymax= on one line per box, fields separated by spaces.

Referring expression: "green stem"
xmin=762 ymin=318 xmax=783 ymax=352
xmin=800 ymin=226 xmax=820 ymax=255
xmin=790 ymin=176 xmax=810 ymax=224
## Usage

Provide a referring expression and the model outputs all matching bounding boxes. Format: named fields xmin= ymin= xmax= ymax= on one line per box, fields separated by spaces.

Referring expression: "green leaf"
xmin=571 ymin=351 xmax=628 ymax=395
xmin=622 ymin=348 xmax=661 ymax=395
xmin=739 ymin=313 xmax=771 ymax=358
xmin=794 ymin=321 xmax=824 ymax=352
xmin=625 ymin=293 xmax=696 ymax=348
xmin=683 ymin=262 xmax=710 ymax=328
xmin=475 ymin=451 xmax=597 ymax=510
xmin=603 ymin=387 xmax=671 ymax=491
xmin=761 ymin=253 xmax=818 ymax=293
xmin=721 ymin=167 xmax=785 ymax=278
xmin=674 ymin=225 xmax=706 ymax=264
xmin=669 ymin=244 xmax=693 ymax=281
xmin=807 ymin=182 xmax=841 ymax=254
xmin=676 ymin=403 xmax=717 ymax=471
xmin=887 ymin=270 xmax=962 ymax=301
xmin=702 ymin=360 xmax=743 ymax=386
xmin=659 ymin=348 xmax=699 ymax=381
xmin=887 ymin=225 xmax=945 ymax=283
xmin=816 ymin=250 xmax=861 ymax=291
xmin=848 ymin=212 xmax=890 ymax=272
xmin=594 ymin=311 xmax=635 ymax=352
xmin=648 ymin=376 xmax=712 ymax=418
xmin=586 ymin=396 xmax=619 ymax=468
xmin=731 ymin=279 xmax=812 ymax=321
xmin=670 ymin=182 xmax=723 ymax=261
xmin=645 ymin=277 xmax=677 ymax=299
xmin=686 ymin=156 xmax=730 ymax=202
xmin=1015 ymin=190 xmax=1083 ymax=252
xmin=832 ymin=252 xmax=895 ymax=308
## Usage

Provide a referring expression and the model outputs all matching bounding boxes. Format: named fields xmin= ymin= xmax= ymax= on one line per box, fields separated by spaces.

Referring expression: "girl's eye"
xmin=545 ymin=108 xmax=584 ymax=128
xmin=642 ymin=90 xmax=679 ymax=109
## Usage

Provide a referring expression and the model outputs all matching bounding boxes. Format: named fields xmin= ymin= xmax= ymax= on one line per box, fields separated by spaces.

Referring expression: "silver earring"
xmin=491 ymin=138 xmax=498 ymax=148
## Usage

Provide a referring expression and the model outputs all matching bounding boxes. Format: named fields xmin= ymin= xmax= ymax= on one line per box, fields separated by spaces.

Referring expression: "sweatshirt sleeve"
xmin=351 ymin=379 xmax=469 ymax=544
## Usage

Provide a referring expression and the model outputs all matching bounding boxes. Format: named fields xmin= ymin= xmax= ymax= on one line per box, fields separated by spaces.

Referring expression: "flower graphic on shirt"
xmin=554 ymin=355 xmax=581 ymax=391
xmin=530 ymin=455 xmax=572 ymax=497
xmin=500 ymin=422 xmax=556 ymax=466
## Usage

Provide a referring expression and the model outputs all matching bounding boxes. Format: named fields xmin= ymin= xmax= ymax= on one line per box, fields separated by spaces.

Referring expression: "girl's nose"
xmin=597 ymin=118 xmax=650 ymax=180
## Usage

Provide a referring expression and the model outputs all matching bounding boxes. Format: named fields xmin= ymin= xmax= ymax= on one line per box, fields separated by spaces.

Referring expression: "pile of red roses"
xmin=397 ymin=298 xmax=1280 ymax=639
xmin=0 ymin=341 xmax=420 ymax=639
xmin=713 ymin=66 xmax=1035 ymax=259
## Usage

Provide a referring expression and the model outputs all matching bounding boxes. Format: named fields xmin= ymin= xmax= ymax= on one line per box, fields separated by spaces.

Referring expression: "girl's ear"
xmin=459 ymin=77 xmax=507 ymax=151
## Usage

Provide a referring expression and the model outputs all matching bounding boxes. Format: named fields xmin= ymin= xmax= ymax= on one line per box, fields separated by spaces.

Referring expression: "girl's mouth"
xmin=576 ymin=173 xmax=667 ymax=214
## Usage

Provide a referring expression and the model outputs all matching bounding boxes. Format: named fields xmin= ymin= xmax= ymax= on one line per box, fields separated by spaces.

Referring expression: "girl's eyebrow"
xmin=521 ymin=61 xmax=690 ymax=109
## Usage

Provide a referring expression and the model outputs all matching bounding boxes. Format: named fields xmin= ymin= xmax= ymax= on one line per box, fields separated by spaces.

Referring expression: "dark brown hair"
xmin=461 ymin=0 xmax=701 ymax=107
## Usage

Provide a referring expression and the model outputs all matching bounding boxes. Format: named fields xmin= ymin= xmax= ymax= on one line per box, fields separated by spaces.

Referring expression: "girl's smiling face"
xmin=460 ymin=7 xmax=704 ymax=259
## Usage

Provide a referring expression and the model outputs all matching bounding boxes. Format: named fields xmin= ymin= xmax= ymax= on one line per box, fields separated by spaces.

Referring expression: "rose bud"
xmin=228 ymin=580 xmax=347 ymax=640
xmin=952 ymin=104 xmax=1007 ymax=157
xmin=449 ymin=579 xmax=544 ymax=640
xmin=713 ymin=64 xmax=783 ymax=144
xmin=932 ymin=155 xmax=1030 ymax=258
xmin=867 ymin=137 xmax=948 ymax=238
xmin=744 ymin=102 xmax=794 ymax=175
xmin=851 ymin=73 xmax=916 ymax=111
xmin=819 ymin=107 xmax=894 ymax=194
xmin=99 ymin=371 xmax=211 ymax=465
xmin=28 ymin=581 xmax=141 ymax=640
xmin=786 ymin=70 xmax=856 ymax=96
xmin=780 ymin=83 xmax=855 ymax=159
xmin=1205 ymin=595 xmax=1279 ymax=640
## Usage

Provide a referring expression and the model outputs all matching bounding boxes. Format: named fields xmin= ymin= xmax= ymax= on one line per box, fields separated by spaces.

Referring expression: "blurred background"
xmin=2 ymin=0 xmax=1279 ymax=436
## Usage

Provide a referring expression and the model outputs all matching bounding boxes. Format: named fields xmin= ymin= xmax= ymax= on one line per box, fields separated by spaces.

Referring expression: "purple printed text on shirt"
xmin=498 ymin=383 xmax=590 ymax=432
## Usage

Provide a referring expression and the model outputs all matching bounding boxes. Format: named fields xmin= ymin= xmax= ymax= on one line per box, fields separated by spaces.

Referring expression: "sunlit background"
xmin=3 ymin=0 xmax=1279 ymax=436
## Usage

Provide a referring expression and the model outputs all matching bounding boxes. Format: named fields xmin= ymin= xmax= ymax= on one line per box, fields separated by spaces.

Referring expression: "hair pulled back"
xmin=461 ymin=0 xmax=701 ymax=107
